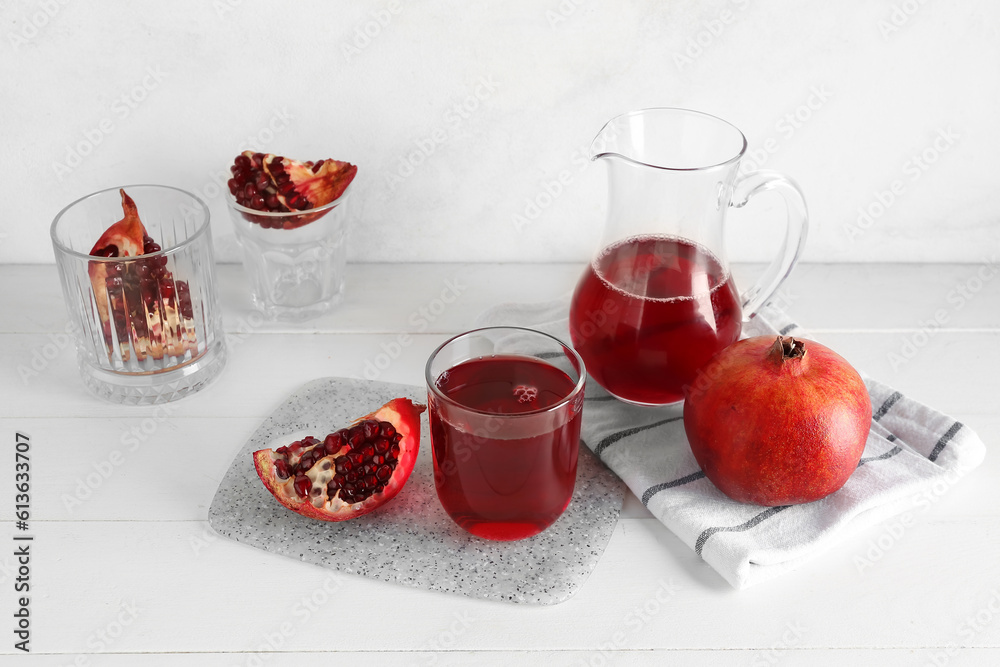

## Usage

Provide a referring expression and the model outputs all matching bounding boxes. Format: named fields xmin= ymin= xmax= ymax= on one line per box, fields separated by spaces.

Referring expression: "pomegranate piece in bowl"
xmin=87 ymin=190 xmax=198 ymax=362
xmin=253 ymin=398 xmax=425 ymax=521
xmin=227 ymin=151 xmax=357 ymax=229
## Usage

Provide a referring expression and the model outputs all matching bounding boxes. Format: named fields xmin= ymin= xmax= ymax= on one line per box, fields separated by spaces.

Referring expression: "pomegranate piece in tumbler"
xmin=87 ymin=190 xmax=198 ymax=362
xmin=227 ymin=151 xmax=357 ymax=229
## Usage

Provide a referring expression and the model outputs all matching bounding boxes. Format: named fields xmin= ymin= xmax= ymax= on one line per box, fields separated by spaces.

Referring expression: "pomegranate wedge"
xmin=253 ymin=398 xmax=425 ymax=521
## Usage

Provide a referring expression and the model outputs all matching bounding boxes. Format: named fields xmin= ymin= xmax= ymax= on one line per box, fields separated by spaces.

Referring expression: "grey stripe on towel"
xmin=641 ymin=470 xmax=706 ymax=506
xmin=592 ymin=417 xmax=682 ymax=458
xmin=872 ymin=391 xmax=903 ymax=421
xmin=695 ymin=506 xmax=792 ymax=557
xmin=929 ymin=422 xmax=963 ymax=462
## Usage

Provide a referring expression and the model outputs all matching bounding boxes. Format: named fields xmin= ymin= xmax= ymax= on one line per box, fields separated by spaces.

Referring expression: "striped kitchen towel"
xmin=475 ymin=298 xmax=987 ymax=589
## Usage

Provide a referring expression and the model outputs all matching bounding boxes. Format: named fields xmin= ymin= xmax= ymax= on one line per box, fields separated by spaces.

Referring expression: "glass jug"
xmin=569 ymin=108 xmax=808 ymax=406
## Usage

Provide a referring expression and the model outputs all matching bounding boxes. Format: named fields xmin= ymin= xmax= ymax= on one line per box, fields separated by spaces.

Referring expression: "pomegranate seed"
xmin=324 ymin=432 xmax=344 ymax=454
xmin=160 ymin=282 xmax=175 ymax=299
xmin=349 ymin=452 xmax=365 ymax=466
xmin=327 ymin=480 xmax=340 ymax=494
xmin=390 ymin=444 xmax=401 ymax=458
xmin=254 ymin=172 xmax=269 ymax=191
xmin=333 ymin=474 xmax=346 ymax=486
xmin=379 ymin=422 xmax=396 ymax=438
xmin=265 ymin=192 xmax=280 ymax=210
xmin=228 ymin=178 xmax=238 ymax=195
xmin=346 ymin=472 xmax=359 ymax=483
xmin=365 ymin=475 xmax=378 ymax=487
xmin=374 ymin=438 xmax=390 ymax=454
xmin=392 ymin=433 xmax=403 ymax=444
xmin=252 ymin=152 xmax=264 ymax=167
xmin=235 ymin=154 xmax=250 ymax=169
xmin=294 ymin=475 xmax=311 ymax=498
xmin=360 ymin=444 xmax=375 ymax=460
xmin=376 ymin=465 xmax=391 ymax=481
xmin=361 ymin=420 xmax=380 ymax=439
xmin=274 ymin=460 xmax=290 ymax=479
xmin=275 ymin=446 xmax=288 ymax=455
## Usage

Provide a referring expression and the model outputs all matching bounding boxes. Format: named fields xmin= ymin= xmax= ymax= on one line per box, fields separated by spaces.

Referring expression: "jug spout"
xmin=589 ymin=108 xmax=747 ymax=171
xmin=589 ymin=115 xmax=631 ymax=164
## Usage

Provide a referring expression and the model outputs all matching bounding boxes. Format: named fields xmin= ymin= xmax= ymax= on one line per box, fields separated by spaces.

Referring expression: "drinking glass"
xmin=426 ymin=327 xmax=586 ymax=541
xmin=226 ymin=188 xmax=351 ymax=322
xmin=50 ymin=185 xmax=226 ymax=404
xmin=569 ymin=108 xmax=809 ymax=406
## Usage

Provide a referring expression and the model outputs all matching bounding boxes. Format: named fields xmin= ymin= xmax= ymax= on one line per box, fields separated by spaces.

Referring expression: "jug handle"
xmin=730 ymin=170 xmax=809 ymax=320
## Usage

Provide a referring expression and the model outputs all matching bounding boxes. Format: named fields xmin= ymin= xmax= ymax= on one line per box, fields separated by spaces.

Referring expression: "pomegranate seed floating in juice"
xmin=426 ymin=329 xmax=585 ymax=541
xmin=569 ymin=235 xmax=742 ymax=406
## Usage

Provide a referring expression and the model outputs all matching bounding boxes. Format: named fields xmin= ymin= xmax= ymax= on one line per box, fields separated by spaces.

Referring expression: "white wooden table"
xmin=2 ymin=262 xmax=997 ymax=666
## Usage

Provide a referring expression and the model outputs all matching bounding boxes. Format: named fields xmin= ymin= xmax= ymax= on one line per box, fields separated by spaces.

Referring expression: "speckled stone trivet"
xmin=208 ymin=377 xmax=626 ymax=605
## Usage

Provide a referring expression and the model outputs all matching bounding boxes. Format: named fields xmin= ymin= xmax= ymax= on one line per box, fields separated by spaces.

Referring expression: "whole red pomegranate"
xmin=683 ymin=336 xmax=872 ymax=506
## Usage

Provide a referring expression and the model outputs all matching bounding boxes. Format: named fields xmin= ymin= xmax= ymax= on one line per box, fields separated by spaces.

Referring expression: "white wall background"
xmin=2 ymin=0 xmax=997 ymax=264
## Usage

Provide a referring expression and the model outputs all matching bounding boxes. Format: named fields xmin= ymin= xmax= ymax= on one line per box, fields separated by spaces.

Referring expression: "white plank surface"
xmin=5 ymin=329 xmax=998 ymax=417
xmin=3 ymin=261 xmax=999 ymax=335
xmin=1 ymin=263 xmax=997 ymax=664
xmin=1 ymin=416 xmax=997 ymax=523
xmin=2 ymin=516 xmax=999 ymax=654
xmin=10 ymin=651 xmax=1000 ymax=666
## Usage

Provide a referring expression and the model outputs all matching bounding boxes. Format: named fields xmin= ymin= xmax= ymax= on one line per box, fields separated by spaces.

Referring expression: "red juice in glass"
xmin=429 ymin=354 xmax=581 ymax=541
xmin=569 ymin=234 xmax=742 ymax=405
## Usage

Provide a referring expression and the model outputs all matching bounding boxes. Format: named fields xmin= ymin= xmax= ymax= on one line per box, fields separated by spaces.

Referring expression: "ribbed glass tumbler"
xmin=50 ymin=185 xmax=227 ymax=404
